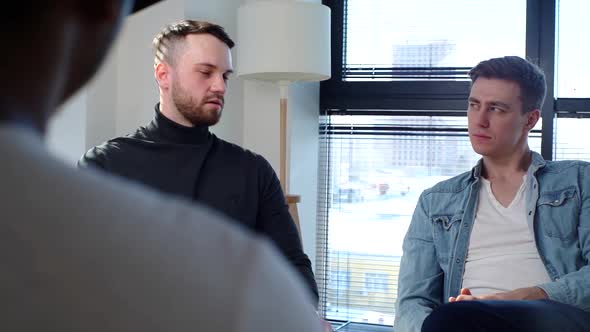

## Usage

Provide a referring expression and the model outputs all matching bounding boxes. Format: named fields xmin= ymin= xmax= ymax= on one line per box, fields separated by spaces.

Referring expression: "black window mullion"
xmin=555 ymin=98 xmax=590 ymax=116
xmin=323 ymin=0 xmax=344 ymax=82
xmin=321 ymin=81 xmax=471 ymax=111
xmin=527 ymin=0 xmax=556 ymax=160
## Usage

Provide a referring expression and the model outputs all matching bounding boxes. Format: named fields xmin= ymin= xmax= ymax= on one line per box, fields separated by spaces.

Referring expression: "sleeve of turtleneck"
xmin=254 ymin=154 xmax=319 ymax=305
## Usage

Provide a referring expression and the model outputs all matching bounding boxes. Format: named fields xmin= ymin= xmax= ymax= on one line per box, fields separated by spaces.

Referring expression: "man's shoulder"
xmin=213 ymin=135 xmax=270 ymax=166
xmin=541 ymin=159 xmax=590 ymax=174
xmin=423 ymin=170 xmax=473 ymax=196
xmin=87 ymin=137 xmax=127 ymax=155
xmin=81 ymin=131 xmax=152 ymax=163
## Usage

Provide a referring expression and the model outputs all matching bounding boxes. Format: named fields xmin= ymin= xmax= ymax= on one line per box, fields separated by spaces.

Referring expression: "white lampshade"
xmin=237 ymin=1 xmax=331 ymax=82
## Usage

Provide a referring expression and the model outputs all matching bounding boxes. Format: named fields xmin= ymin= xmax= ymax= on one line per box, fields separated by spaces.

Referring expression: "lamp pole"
xmin=279 ymin=80 xmax=290 ymax=194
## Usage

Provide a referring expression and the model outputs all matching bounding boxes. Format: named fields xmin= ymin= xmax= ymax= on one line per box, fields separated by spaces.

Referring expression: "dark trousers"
xmin=421 ymin=300 xmax=590 ymax=332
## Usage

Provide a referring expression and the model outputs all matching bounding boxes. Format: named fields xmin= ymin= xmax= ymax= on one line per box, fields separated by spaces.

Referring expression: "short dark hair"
xmin=152 ymin=20 xmax=235 ymax=67
xmin=469 ymin=56 xmax=547 ymax=113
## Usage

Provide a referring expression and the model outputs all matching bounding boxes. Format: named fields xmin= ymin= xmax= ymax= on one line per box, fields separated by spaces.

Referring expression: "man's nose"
xmin=475 ymin=109 xmax=490 ymax=128
xmin=210 ymin=75 xmax=227 ymax=94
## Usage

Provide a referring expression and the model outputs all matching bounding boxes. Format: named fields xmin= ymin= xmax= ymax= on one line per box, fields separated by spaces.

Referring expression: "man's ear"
xmin=155 ymin=62 xmax=171 ymax=90
xmin=526 ymin=109 xmax=541 ymax=130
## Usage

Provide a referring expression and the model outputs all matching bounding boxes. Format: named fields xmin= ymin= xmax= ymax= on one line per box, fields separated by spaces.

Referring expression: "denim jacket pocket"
xmin=432 ymin=213 xmax=463 ymax=264
xmin=433 ymin=214 xmax=462 ymax=230
xmin=537 ymin=187 xmax=579 ymax=240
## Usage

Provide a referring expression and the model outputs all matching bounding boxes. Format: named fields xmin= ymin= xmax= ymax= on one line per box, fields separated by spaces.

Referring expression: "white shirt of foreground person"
xmin=0 ymin=124 xmax=323 ymax=332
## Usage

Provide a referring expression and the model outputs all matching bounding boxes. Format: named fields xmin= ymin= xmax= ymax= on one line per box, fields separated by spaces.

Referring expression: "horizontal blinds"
xmin=553 ymin=117 xmax=590 ymax=161
xmin=343 ymin=66 xmax=471 ymax=81
xmin=316 ymin=113 xmax=542 ymax=325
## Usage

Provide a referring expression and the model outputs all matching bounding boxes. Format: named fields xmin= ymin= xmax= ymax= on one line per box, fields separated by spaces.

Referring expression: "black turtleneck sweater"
xmin=79 ymin=105 xmax=318 ymax=302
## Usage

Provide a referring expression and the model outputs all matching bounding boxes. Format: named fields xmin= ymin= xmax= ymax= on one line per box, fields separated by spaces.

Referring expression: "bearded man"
xmin=79 ymin=20 xmax=318 ymax=303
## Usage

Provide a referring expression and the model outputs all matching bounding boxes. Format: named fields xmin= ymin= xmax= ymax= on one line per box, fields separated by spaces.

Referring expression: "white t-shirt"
xmin=0 ymin=124 xmax=322 ymax=332
xmin=462 ymin=175 xmax=550 ymax=295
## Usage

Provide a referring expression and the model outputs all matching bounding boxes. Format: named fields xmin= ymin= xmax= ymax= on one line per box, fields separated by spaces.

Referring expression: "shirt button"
xmin=554 ymin=277 xmax=560 ymax=281
xmin=456 ymin=258 xmax=461 ymax=264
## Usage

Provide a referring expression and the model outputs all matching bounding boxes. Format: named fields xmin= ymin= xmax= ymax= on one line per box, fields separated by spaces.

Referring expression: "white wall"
xmin=85 ymin=48 xmax=118 ymax=150
xmin=47 ymin=90 xmax=87 ymax=164
xmin=288 ymin=81 xmax=320 ymax=266
xmin=47 ymin=0 xmax=322 ymax=269
xmin=242 ymin=80 xmax=280 ymax=169
xmin=113 ymin=0 xmax=186 ymax=139
xmin=113 ymin=1 xmax=186 ymax=138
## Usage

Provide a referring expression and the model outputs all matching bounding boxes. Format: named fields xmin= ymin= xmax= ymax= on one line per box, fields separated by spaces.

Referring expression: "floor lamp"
xmin=237 ymin=1 xmax=331 ymax=234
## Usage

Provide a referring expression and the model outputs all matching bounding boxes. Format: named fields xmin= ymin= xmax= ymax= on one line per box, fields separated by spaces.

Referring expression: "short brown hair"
xmin=469 ymin=56 xmax=547 ymax=113
xmin=152 ymin=20 xmax=235 ymax=67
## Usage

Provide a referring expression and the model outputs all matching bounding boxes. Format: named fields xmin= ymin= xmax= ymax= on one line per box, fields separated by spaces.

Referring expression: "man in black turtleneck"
xmin=79 ymin=20 xmax=319 ymax=303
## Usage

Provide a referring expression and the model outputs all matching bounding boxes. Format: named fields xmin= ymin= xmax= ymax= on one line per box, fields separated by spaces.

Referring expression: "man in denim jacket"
xmin=395 ymin=56 xmax=590 ymax=332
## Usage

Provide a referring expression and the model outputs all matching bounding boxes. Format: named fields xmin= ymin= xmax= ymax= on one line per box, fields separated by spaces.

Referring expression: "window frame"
xmin=317 ymin=0 xmax=590 ymax=327
xmin=320 ymin=0 xmax=570 ymax=159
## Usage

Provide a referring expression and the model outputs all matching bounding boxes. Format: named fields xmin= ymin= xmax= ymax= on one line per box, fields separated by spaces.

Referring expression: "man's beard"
xmin=171 ymin=81 xmax=223 ymax=127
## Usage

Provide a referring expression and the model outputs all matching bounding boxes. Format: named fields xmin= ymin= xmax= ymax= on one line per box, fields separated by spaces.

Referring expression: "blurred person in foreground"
xmin=0 ymin=1 xmax=325 ymax=331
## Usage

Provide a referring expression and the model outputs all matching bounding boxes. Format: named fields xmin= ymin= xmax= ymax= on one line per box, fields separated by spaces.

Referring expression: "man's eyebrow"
xmin=467 ymin=98 xmax=510 ymax=109
xmin=490 ymin=101 xmax=511 ymax=109
xmin=194 ymin=62 xmax=215 ymax=68
xmin=194 ymin=63 xmax=234 ymax=74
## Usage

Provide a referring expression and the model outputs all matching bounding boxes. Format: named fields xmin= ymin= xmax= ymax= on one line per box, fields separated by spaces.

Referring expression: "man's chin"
xmin=205 ymin=116 xmax=221 ymax=126
xmin=471 ymin=145 xmax=490 ymax=157
xmin=205 ymin=109 xmax=222 ymax=126
xmin=189 ymin=113 xmax=221 ymax=127
xmin=179 ymin=108 xmax=222 ymax=127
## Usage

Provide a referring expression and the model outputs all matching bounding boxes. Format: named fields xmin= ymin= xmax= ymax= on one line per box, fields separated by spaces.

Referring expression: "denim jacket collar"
xmin=469 ymin=151 xmax=547 ymax=181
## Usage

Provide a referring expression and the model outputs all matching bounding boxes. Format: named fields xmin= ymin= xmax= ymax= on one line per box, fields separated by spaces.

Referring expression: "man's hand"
xmin=449 ymin=288 xmax=476 ymax=302
xmin=449 ymin=287 xmax=548 ymax=302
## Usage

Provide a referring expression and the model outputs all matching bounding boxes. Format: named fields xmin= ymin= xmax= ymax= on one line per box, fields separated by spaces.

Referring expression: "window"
xmin=555 ymin=0 xmax=590 ymax=98
xmin=365 ymin=273 xmax=390 ymax=293
xmin=553 ymin=117 xmax=590 ymax=161
xmin=329 ymin=270 xmax=351 ymax=290
xmin=344 ymin=0 xmax=526 ymax=81
xmin=317 ymin=113 xmax=541 ymax=325
xmin=318 ymin=0 xmax=589 ymax=329
xmin=552 ymin=0 xmax=590 ymax=159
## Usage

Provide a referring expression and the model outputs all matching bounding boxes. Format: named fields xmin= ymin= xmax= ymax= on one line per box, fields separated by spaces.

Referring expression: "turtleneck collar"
xmin=144 ymin=103 xmax=210 ymax=145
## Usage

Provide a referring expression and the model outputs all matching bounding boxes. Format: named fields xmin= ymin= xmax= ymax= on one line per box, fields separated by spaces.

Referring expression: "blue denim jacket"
xmin=394 ymin=152 xmax=590 ymax=332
